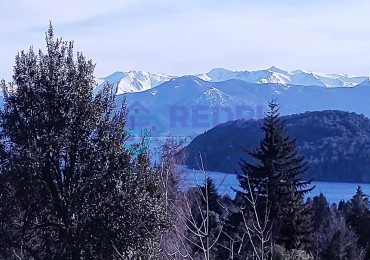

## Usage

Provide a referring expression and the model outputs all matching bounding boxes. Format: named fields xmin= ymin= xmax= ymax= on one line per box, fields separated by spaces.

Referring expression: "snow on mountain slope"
xmin=195 ymin=86 xmax=243 ymax=107
xmin=201 ymin=67 xmax=369 ymax=88
xmin=95 ymin=67 xmax=369 ymax=95
xmin=95 ymin=71 xmax=174 ymax=94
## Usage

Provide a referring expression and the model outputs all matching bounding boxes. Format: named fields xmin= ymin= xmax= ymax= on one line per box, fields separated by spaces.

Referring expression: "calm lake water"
xmin=182 ymin=167 xmax=370 ymax=204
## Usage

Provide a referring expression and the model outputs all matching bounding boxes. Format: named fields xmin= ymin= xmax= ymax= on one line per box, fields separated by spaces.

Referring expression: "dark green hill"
xmin=184 ymin=110 xmax=370 ymax=182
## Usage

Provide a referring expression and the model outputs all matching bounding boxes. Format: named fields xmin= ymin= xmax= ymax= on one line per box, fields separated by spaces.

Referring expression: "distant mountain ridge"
xmin=200 ymin=67 xmax=369 ymax=88
xmin=97 ymin=67 xmax=369 ymax=93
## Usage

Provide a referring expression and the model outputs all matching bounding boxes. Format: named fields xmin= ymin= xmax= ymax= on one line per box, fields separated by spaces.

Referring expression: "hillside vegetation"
xmin=185 ymin=110 xmax=370 ymax=182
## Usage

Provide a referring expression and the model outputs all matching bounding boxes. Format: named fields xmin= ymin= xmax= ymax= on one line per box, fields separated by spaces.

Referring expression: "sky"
xmin=1 ymin=0 xmax=370 ymax=80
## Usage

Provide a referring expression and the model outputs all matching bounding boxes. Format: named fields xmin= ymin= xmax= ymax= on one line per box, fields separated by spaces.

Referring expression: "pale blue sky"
xmin=1 ymin=0 xmax=370 ymax=80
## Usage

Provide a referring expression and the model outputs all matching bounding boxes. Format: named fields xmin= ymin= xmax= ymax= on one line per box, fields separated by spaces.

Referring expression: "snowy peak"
xmin=96 ymin=70 xmax=174 ymax=94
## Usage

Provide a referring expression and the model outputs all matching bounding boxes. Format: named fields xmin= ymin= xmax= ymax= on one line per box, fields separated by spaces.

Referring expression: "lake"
xmin=182 ymin=167 xmax=370 ymax=204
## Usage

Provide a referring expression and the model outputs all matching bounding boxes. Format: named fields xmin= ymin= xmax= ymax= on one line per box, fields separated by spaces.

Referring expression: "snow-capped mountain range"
xmin=113 ymin=74 xmax=370 ymax=138
xmin=92 ymin=67 xmax=370 ymax=138
xmin=97 ymin=67 xmax=370 ymax=94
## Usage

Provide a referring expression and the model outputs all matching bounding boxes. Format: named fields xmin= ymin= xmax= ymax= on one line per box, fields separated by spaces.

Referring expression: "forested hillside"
xmin=185 ymin=110 xmax=370 ymax=182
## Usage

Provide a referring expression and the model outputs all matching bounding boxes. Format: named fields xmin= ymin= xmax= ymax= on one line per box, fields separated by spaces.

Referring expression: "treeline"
xmin=185 ymin=109 xmax=370 ymax=182
xmin=0 ymin=25 xmax=369 ymax=260
xmin=190 ymin=178 xmax=370 ymax=259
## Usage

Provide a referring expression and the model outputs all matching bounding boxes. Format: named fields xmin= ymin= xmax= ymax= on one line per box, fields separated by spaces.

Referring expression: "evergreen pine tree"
xmin=0 ymin=24 xmax=170 ymax=259
xmin=278 ymin=192 xmax=313 ymax=250
xmin=340 ymin=186 xmax=370 ymax=259
xmin=348 ymin=186 xmax=370 ymax=221
xmin=200 ymin=177 xmax=224 ymax=215
xmin=308 ymin=193 xmax=331 ymax=230
xmin=320 ymin=211 xmax=365 ymax=260
xmin=237 ymin=100 xmax=314 ymax=251
xmin=308 ymin=195 xmax=365 ymax=259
